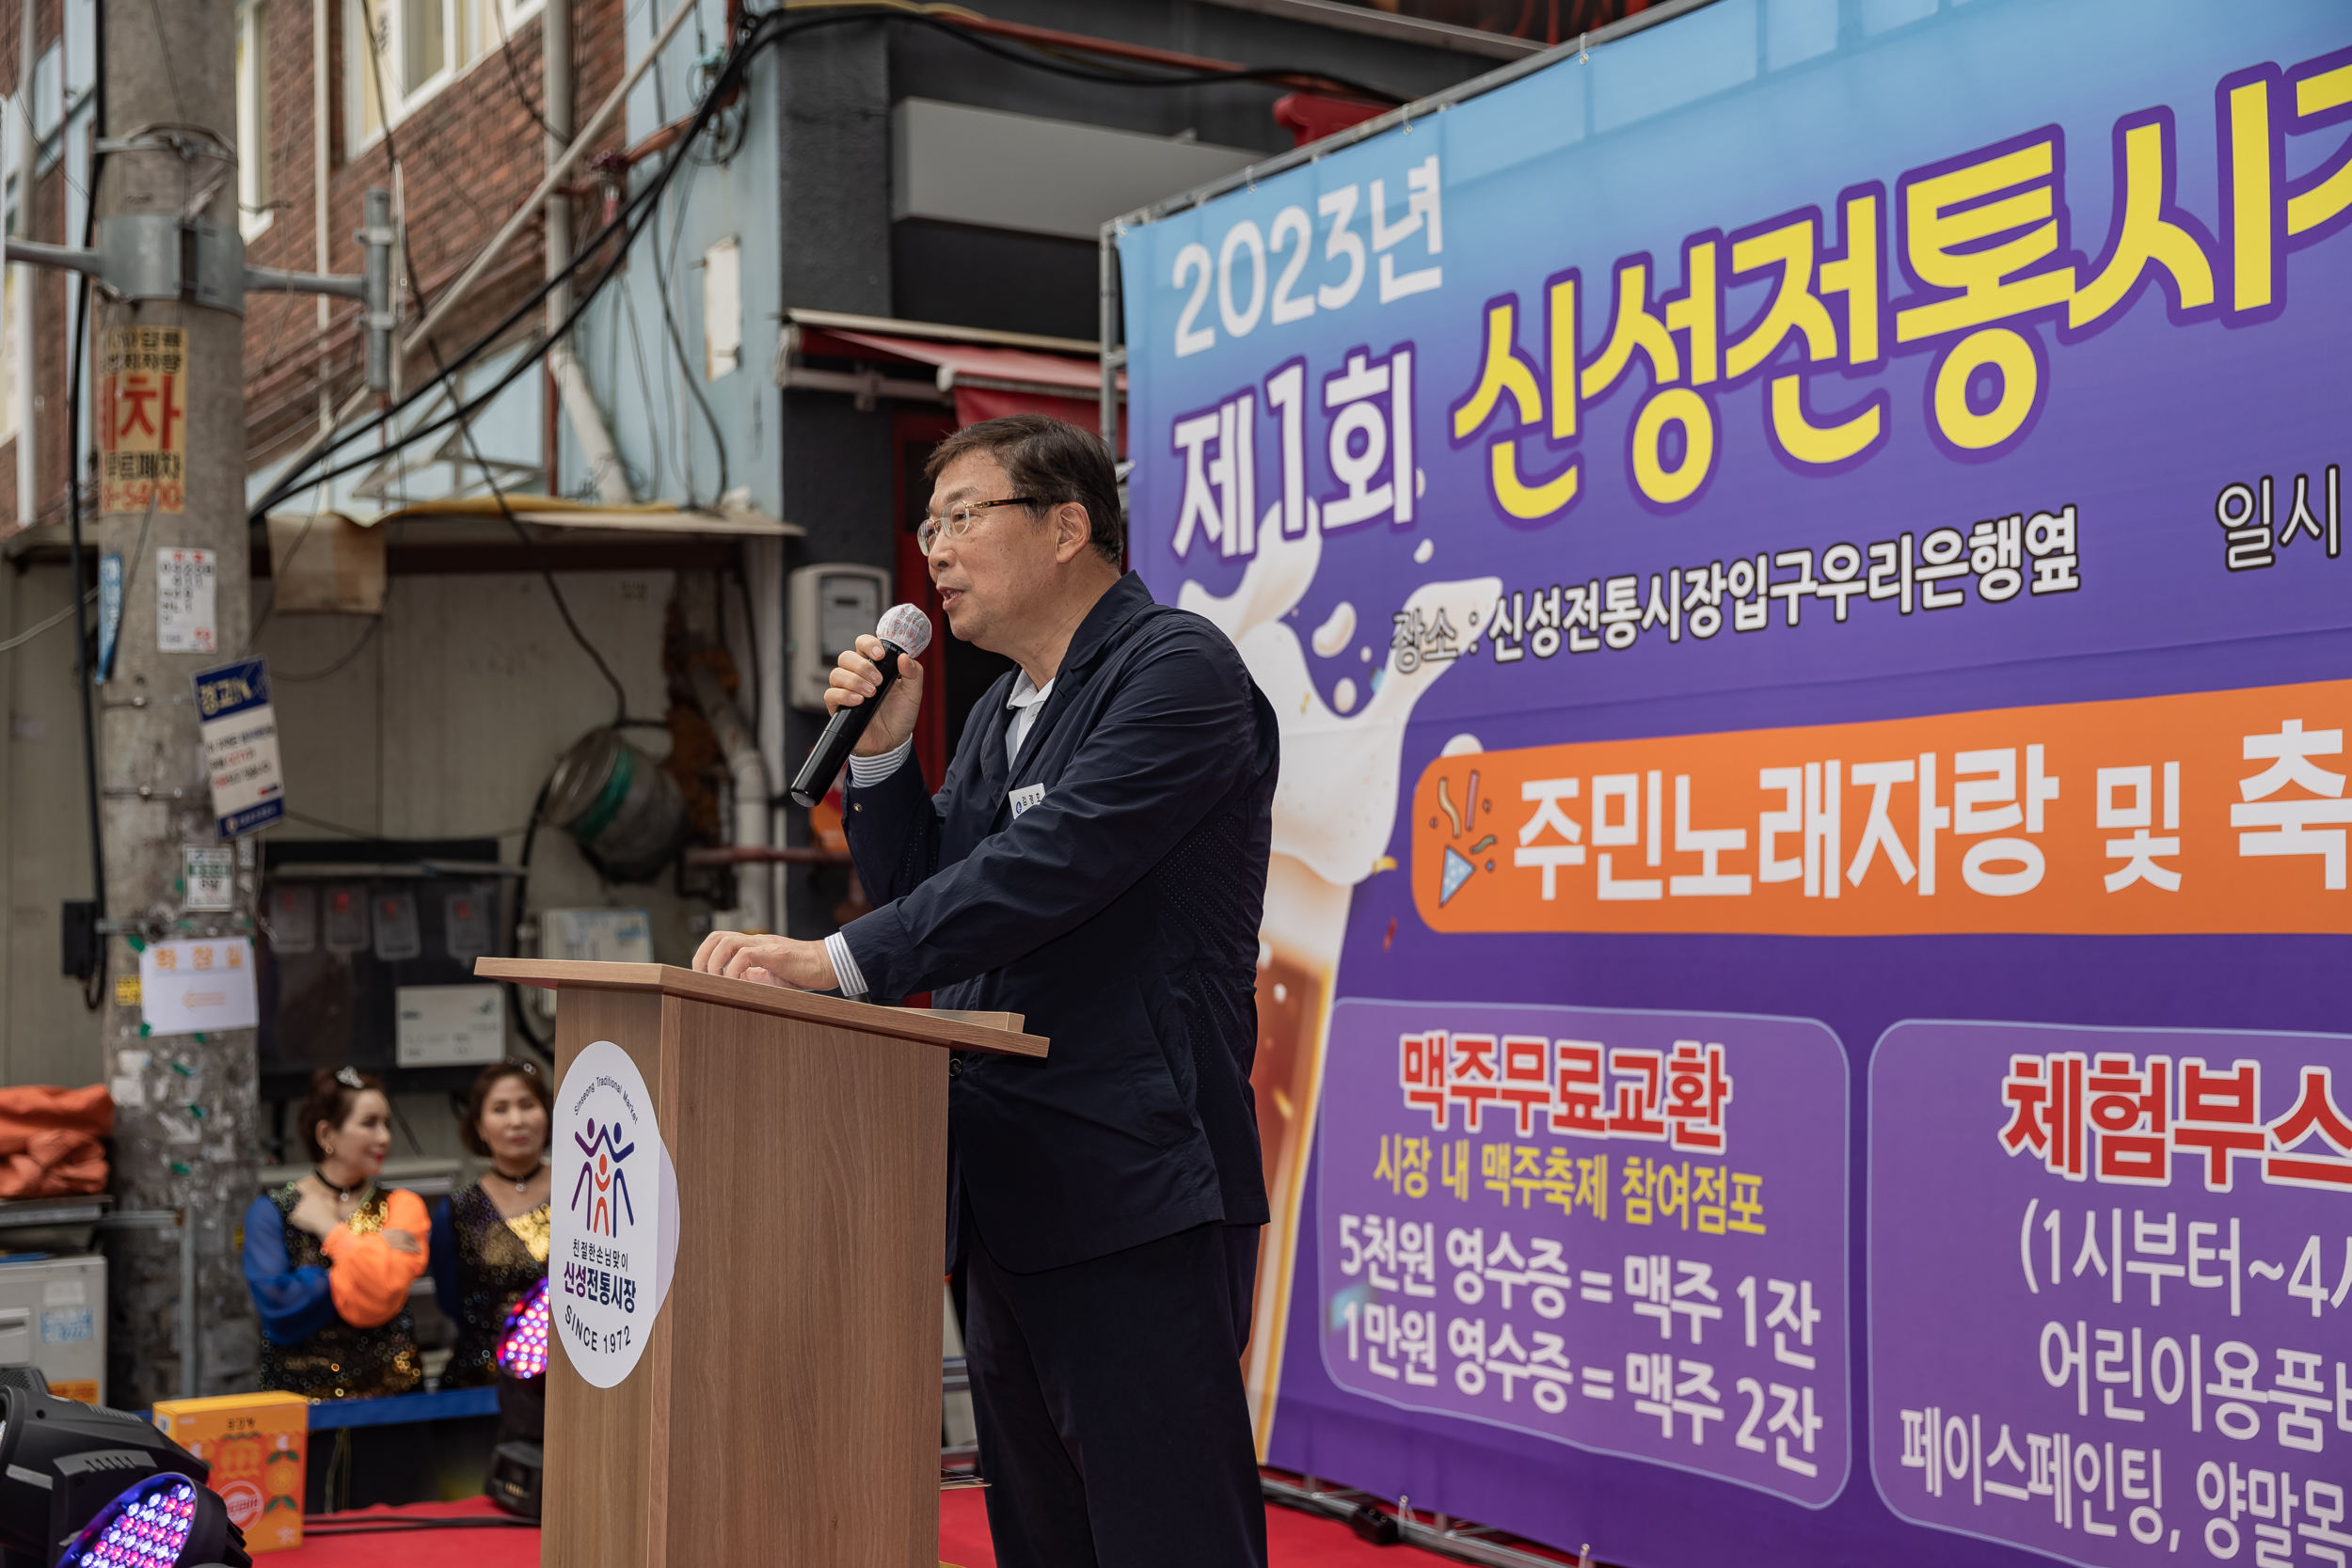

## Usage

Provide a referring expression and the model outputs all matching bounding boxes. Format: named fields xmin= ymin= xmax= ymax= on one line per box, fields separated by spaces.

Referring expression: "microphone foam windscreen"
xmin=876 ymin=603 xmax=934 ymax=657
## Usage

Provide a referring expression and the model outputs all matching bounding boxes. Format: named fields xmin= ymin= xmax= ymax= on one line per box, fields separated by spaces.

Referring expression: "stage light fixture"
xmin=485 ymin=1277 xmax=548 ymax=1520
xmin=0 ymin=1383 xmax=217 ymax=1567
xmin=496 ymin=1277 xmax=550 ymax=1380
xmin=55 ymin=1473 xmax=247 ymax=1568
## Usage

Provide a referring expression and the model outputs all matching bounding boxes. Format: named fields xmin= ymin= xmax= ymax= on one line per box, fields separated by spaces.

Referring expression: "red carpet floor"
xmin=942 ymin=1485 xmax=1427 ymax=1566
xmin=267 ymin=1489 xmax=1438 ymax=1565
xmin=268 ymin=1499 xmax=533 ymax=1566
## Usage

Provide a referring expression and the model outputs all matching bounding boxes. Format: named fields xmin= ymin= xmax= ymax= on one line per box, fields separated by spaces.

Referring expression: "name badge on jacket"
xmin=1009 ymin=784 xmax=1045 ymax=818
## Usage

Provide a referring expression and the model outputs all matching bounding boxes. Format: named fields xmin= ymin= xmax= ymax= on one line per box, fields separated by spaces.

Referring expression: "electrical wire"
xmin=489 ymin=0 xmax=562 ymax=146
xmin=246 ymin=115 xmax=684 ymax=518
xmin=236 ymin=0 xmax=1391 ymax=1045
xmin=246 ymin=114 xmax=685 ymax=520
xmin=771 ymin=1 xmax=1408 ymax=104
xmin=355 ymin=6 xmax=640 ymax=729
xmin=650 ymin=177 xmax=694 ymax=500
xmin=649 ymin=154 xmax=727 ymax=503
xmin=64 ymin=0 xmax=108 ymax=1011
xmin=253 ymin=1 xmax=1394 ymax=522
xmin=354 ymin=0 xmax=497 ymax=233
xmin=733 ymin=565 xmax=761 ymax=746
xmin=299 ymin=1518 xmax=537 ymax=1535
xmin=618 ymin=278 xmax=668 ymax=500
xmin=274 ymin=617 xmax=381 ymax=682
xmin=282 ymin=805 xmax=534 ymax=841
xmin=0 ymin=589 xmax=97 ymax=655
xmin=502 ymin=775 xmax=556 ymax=1058
xmin=245 ymin=474 xmax=332 ymax=650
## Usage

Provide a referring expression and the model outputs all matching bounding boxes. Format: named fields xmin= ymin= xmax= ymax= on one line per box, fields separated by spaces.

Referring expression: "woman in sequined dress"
xmin=430 ymin=1060 xmax=551 ymax=1387
xmin=241 ymin=1068 xmax=431 ymax=1399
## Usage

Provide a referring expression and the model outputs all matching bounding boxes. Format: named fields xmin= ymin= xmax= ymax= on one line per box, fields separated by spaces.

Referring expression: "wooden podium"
xmin=475 ymin=959 xmax=1046 ymax=1568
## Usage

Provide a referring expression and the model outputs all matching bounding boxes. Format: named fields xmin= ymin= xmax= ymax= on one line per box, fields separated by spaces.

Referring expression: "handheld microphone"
xmin=787 ymin=603 xmax=934 ymax=807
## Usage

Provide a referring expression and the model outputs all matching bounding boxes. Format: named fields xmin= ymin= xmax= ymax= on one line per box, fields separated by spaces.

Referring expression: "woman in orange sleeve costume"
xmin=242 ymin=1068 xmax=429 ymax=1399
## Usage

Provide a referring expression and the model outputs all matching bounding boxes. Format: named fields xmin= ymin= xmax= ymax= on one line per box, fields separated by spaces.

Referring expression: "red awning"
xmin=787 ymin=320 xmax=1124 ymax=451
xmin=796 ymin=326 xmax=1123 ymax=399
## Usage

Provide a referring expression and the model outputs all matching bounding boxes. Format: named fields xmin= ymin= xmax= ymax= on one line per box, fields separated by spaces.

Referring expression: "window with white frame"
xmin=347 ymin=0 xmax=548 ymax=148
xmin=236 ymin=1 xmax=271 ymax=237
xmin=0 ymin=269 xmax=16 ymax=443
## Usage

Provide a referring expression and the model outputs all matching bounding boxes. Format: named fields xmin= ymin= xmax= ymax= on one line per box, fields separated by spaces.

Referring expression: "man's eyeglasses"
xmin=916 ymin=497 xmax=1037 ymax=555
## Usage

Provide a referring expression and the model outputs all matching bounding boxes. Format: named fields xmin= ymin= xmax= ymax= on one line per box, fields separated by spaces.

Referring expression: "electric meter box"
xmin=532 ymin=908 xmax=653 ymax=1019
xmin=787 ymin=563 xmax=892 ymax=713
xmin=0 ymin=1253 xmax=106 ymax=1405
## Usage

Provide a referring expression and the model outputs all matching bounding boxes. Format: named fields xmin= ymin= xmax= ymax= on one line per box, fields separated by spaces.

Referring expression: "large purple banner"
xmin=1319 ymin=1000 xmax=1850 ymax=1506
xmin=1108 ymin=0 xmax=2352 ymax=1560
xmin=1871 ymin=1022 xmax=2352 ymax=1565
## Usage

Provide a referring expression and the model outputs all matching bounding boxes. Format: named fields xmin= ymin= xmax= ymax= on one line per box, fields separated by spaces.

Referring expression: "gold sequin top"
xmin=247 ymin=1183 xmax=423 ymax=1401
xmin=432 ymin=1179 xmax=551 ymax=1387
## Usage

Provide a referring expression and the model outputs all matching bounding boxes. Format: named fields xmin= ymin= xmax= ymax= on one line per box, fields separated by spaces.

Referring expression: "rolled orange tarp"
xmin=0 ymin=1085 xmax=114 ymax=1199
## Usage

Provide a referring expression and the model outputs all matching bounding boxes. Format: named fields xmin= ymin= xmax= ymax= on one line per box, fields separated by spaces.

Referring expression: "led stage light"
xmin=56 ymin=1473 xmax=246 ymax=1568
xmin=0 ymin=1382 xmax=225 ymax=1567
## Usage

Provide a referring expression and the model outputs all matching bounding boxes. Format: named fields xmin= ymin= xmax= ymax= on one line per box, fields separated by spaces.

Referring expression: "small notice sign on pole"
xmin=182 ymin=846 xmax=234 ymax=911
xmin=193 ymin=656 xmax=286 ymax=838
xmin=156 ymin=548 xmax=216 ymax=654
xmin=97 ymin=325 xmax=187 ymax=515
xmin=138 ymin=938 xmax=258 ymax=1036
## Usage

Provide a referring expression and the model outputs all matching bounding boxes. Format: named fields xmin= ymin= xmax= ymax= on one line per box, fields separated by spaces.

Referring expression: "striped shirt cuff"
xmin=847 ymin=737 xmax=914 ymax=788
xmin=823 ymin=931 xmax=868 ymax=998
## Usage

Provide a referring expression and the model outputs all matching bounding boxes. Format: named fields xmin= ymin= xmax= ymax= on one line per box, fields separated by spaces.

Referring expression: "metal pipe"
xmin=545 ymin=0 xmax=572 ymax=325
xmin=688 ymin=661 xmax=774 ymax=931
xmin=1099 ymin=221 xmax=1119 ymax=461
xmin=682 ymin=845 xmax=850 ymax=867
xmin=539 ymin=0 xmax=631 ymax=507
xmin=243 ymin=264 xmax=364 ymax=299
xmin=178 ymin=1206 xmax=197 ymax=1399
xmin=268 ymin=0 xmax=702 ymax=489
xmin=1103 ymin=0 xmax=1726 ymax=235
xmin=1 ymin=236 xmax=105 ymax=276
xmin=314 ymin=0 xmax=332 ymax=433
xmin=542 ymin=0 xmax=637 ymax=503
xmin=745 ymin=535 xmax=788 ymax=937
xmin=544 ymin=0 xmax=571 ymax=494
xmin=361 ymin=187 xmax=392 ymax=392
xmin=15 ymin=0 xmax=38 ymax=528
xmin=1260 ymin=1474 xmax=1574 ymax=1568
xmin=551 ymin=348 xmax=631 ymax=502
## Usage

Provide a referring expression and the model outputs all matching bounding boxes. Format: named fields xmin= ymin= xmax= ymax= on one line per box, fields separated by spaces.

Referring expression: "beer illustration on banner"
xmin=552 ymin=1039 xmax=676 ymax=1388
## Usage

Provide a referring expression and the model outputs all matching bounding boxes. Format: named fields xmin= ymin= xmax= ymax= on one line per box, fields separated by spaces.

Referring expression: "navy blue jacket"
xmin=839 ymin=572 xmax=1279 ymax=1274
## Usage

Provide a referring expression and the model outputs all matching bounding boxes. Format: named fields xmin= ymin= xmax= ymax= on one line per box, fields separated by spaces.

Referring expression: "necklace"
xmin=313 ymin=1168 xmax=366 ymax=1203
xmin=493 ymin=1160 xmax=545 ymax=1195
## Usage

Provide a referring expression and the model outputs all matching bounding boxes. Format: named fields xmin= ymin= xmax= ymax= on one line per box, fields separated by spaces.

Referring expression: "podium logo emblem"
xmin=570 ymin=1118 xmax=638 ymax=1238
xmin=552 ymin=1038 xmax=674 ymax=1388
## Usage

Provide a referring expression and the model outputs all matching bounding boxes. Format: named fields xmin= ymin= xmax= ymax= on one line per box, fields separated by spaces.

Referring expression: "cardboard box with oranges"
xmin=150 ymin=1391 xmax=308 ymax=1553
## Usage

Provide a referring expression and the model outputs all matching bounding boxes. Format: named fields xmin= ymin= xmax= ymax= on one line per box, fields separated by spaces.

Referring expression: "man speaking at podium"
xmin=692 ymin=415 xmax=1279 ymax=1567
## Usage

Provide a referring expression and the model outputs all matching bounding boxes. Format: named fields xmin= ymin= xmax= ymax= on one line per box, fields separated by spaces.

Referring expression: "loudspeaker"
xmin=484 ymin=1440 xmax=543 ymax=1520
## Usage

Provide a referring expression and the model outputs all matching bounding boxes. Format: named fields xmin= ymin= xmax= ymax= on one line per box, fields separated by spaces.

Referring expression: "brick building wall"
xmin=241 ymin=0 xmax=628 ymax=472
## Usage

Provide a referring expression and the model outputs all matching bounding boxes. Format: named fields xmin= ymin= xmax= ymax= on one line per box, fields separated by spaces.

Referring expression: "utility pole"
xmin=93 ymin=0 xmax=258 ymax=1405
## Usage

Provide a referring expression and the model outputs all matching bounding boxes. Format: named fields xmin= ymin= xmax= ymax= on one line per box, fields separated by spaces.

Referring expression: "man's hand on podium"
xmin=691 ymin=931 xmax=838 ymax=990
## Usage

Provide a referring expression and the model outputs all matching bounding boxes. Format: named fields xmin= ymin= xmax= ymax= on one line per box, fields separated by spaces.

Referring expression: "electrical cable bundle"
xmin=248 ymin=0 xmax=1406 ymax=524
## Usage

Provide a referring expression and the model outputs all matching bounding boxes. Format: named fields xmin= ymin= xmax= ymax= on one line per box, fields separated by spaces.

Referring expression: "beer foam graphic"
xmin=1182 ymin=521 xmax=1497 ymax=888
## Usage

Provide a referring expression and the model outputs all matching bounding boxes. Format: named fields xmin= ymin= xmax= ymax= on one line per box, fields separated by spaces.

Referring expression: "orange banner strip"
xmin=1413 ymin=679 xmax=2352 ymax=936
